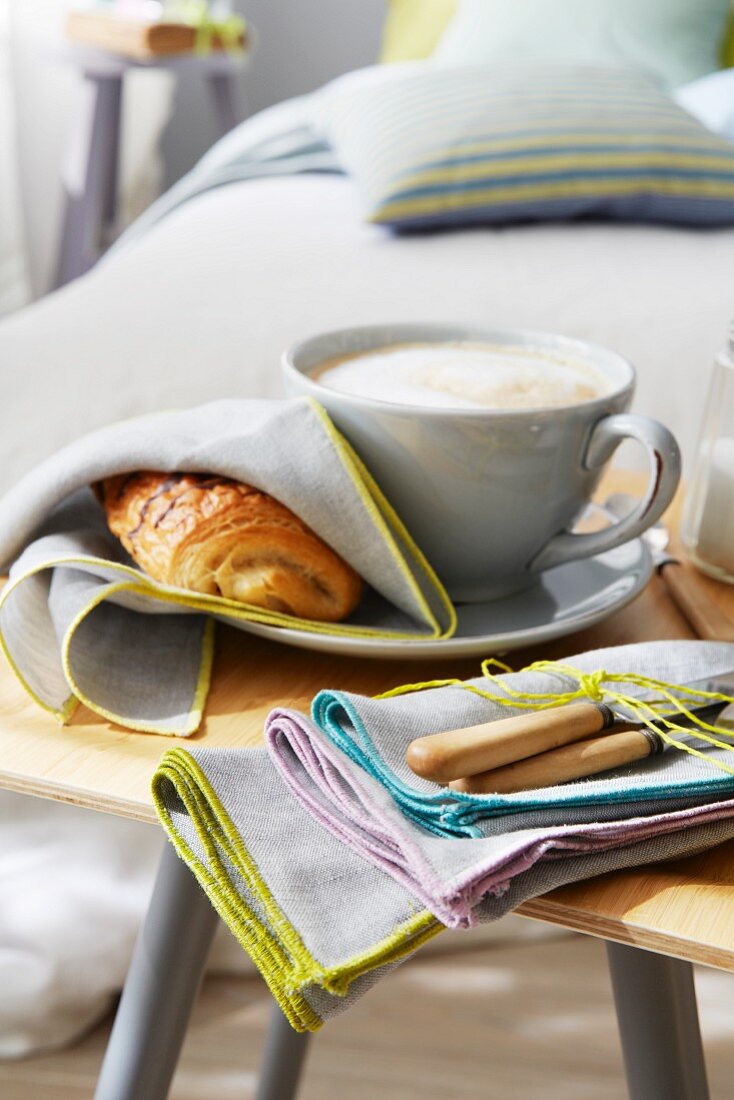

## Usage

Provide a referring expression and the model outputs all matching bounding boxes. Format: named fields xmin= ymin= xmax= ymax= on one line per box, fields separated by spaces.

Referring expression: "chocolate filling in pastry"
xmin=95 ymin=472 xmax=363 ymax=623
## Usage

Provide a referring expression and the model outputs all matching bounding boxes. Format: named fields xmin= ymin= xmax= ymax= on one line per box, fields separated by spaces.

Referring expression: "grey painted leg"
xmin=606 ymin=942 xmax=710 ymax=1100
xmin=101 ymin=77 xmax=122 ymax=230
xmin=255 ymin=1004 xmax=312 ymax=1100
xmin=93 ymin=843 xmax=219 ymax=1100
xmin=54 ymin=71 xmax=123 ymax=289
xmin=207 ymin=71 xmax=240 ymax=137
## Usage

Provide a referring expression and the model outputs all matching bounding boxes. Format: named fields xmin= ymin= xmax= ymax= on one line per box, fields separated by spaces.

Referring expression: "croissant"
xmin=95 ymin=472 xmax=363 ymax=623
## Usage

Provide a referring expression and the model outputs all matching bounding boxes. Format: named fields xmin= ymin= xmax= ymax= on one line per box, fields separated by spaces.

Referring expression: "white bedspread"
xmin=1 ymin=159 xmax=733 ymax=1055
xmin=1 ymin=173 xmax=733 ymax=492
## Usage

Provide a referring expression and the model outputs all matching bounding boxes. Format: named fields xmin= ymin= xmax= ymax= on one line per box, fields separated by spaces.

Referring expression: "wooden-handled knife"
xmin=406 ymin=672 xmax=734 ymax=789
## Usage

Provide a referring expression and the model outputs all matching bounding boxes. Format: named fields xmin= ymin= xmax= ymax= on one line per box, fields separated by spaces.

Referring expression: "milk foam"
xmin=314 ymin=342 xmax=610 ymax=411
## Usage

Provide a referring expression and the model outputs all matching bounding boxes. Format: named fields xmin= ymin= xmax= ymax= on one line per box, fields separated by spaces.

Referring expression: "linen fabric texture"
xmin=270 ymin=641 xmax=734 ymax=926
xmin=153 ymin=640 xmax=734 ymax=1031
xmin=316 ymin=64 xmax=734 ymax=231
xmin=0 ymin=399 xmax=453 ymax=734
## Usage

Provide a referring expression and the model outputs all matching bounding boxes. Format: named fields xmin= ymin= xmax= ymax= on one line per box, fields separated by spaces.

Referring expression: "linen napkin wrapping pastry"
xmin=153 ymin=640 xmax=734 ymax=1030
xmin=0 ymin=398 xmax=454 ymax=734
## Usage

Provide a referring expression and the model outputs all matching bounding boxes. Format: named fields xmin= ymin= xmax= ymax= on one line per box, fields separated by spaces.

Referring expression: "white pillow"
xmin=675 ymin=69 xmax=734 ymax=144
xmin=432 ymin=0 xmax=732 ymax=91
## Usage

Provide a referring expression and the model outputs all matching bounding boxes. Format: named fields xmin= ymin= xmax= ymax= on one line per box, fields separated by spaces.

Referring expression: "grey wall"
xmin=12 ymin=0 xmax=385 ymax=295
xmin=161 ymin=1 xmax=386 ymax=186
xmin=13 ymin=4 xmax=175 ymax=296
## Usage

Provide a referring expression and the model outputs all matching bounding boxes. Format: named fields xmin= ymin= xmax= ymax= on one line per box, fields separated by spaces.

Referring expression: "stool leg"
xmin=100 ymin=78 xmax=122 ymax=231
xmin=606 ymin=942 xmax=710 ymax=1100
xmin=93 ymin=843 xmax=219 ymax=1100
xmin=54 ymin=72 xmax=122 ymax=289
xmin=255 ymin=1004 xmax=312 ymax=1100
xmin=207 ymin=71 xmax=239 ymax=137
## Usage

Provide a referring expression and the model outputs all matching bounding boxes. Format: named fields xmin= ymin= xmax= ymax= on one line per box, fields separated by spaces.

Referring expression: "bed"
xmin=2 ymin=165 xmax=733 ymax=493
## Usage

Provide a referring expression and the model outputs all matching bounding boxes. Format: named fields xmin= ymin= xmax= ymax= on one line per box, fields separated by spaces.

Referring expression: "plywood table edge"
xmin=12 ymin=755 xmax=732 ymax=970
xmin=0 ymin=769 xmax=158 ymax=825
xmin=515 ymin=897 xmax=734 ymax=972
xmin=12 ymin=772 xmax=734 ymax=972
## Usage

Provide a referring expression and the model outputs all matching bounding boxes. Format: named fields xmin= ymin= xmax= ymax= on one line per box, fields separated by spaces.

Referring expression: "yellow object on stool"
xmin=380 ymin=0 xmax=456 ymax=62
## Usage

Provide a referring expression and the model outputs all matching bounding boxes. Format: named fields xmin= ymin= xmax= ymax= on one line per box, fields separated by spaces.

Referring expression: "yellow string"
xmin=377 ymin=659 xmax=734 ymax=779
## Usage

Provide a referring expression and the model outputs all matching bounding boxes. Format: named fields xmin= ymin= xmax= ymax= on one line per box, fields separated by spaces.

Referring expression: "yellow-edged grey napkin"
xmin=0 ymin=398 xmax=454 ymax=734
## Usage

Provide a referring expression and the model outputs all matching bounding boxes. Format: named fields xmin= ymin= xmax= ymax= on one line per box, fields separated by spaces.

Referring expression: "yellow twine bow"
xmin=377 ymin=659 xmax=734 ymax=779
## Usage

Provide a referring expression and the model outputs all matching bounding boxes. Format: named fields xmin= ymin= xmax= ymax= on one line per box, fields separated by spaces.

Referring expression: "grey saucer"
xmin=239 ymin=537 xmax=653 ymax=660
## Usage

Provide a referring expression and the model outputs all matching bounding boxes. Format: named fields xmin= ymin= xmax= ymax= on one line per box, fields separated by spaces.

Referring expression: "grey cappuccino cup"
xmin=283 ymin=323 xmax=681 ymax=602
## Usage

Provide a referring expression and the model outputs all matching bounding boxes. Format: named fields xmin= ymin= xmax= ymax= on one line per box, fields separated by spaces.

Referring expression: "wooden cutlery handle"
xmin=405 ymin=702 xmax=613 ymax=784
xmin=661 ymin=561 xmax=734 ymax=643
xmin=449 ymin=728 xmax=655 ymax=794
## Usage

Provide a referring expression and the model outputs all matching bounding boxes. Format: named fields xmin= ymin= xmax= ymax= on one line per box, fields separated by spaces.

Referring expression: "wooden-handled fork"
xmin=449 ymin=725 xmax=664 ymax=794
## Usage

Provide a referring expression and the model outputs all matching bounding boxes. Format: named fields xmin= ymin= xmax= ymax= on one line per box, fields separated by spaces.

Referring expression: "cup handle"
xmin=529 ymin=413 xmax=681 ymax=573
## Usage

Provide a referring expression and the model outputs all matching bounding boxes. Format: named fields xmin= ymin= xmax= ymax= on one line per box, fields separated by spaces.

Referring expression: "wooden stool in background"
xmin=53 ymin=45 xmax=248 ymax=290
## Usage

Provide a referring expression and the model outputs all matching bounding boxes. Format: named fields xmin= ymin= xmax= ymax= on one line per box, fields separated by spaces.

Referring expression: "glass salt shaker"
xmin=681 ymin=325 xmax=734 ymax=584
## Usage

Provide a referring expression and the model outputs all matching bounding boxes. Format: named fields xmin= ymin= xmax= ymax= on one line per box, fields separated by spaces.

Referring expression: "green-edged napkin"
xmin=0 ymin=399 xmax=454 ymax=734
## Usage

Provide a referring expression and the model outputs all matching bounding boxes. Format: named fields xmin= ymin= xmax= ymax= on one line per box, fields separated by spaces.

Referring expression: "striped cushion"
xmin=319 ymin=65 xmax=734 ymax=230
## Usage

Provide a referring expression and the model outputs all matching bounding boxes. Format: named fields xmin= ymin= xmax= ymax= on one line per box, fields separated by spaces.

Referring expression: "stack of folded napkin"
xmin=153 ymin=640 xmax=734 ymax=1031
